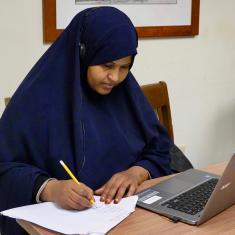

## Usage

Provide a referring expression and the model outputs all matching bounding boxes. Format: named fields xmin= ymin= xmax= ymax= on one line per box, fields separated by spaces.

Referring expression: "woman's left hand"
xmin=95 ymin=166 xmax=149 ymax=204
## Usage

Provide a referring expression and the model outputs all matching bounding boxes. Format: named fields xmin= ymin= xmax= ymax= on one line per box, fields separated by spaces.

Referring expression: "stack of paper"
xmin=1 ymin=195 xmax=138 ymax=235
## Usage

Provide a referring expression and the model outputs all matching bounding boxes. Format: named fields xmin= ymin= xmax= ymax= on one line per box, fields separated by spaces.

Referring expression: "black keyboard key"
xmin=161 ymin=178 xmax=218 ymax=215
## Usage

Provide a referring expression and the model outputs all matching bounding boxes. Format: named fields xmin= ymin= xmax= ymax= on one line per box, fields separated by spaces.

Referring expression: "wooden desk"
xmin=18 ymin=162 xmax=235 ymax=235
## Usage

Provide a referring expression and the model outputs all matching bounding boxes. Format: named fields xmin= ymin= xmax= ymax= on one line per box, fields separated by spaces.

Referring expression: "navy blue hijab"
xmin=0 ymin=7 xmax=172 ymax=235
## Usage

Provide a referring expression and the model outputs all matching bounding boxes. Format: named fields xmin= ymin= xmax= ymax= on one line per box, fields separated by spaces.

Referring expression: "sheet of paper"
xmin=1 ymin=195 xmax=138 ymax=235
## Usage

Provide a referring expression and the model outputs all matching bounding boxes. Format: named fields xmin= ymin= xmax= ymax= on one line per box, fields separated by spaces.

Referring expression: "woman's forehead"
xmin=111 ymin=56 xmax=132 ymax=65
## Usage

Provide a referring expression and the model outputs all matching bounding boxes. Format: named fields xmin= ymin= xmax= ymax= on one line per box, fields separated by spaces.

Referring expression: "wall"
xmin=0 ymin=0 xmax=235 ymax=168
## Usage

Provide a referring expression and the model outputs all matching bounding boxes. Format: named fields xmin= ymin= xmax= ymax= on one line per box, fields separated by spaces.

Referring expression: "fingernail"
xmin=105 ymin=199 xmax=110 ymax=204
xmin=100 ymin=197 xmax=105 ymax=202
xmin=114 ymin=198 xmax=119 ymax=203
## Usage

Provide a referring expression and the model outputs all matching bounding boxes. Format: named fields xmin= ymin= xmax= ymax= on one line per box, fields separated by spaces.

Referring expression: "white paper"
xmin=1 ymin=195 xmax=138 ymax=235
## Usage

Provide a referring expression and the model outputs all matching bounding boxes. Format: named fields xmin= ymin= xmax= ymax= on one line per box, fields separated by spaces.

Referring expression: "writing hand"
xmin=40 ymin=179 xmax=94 ymax=210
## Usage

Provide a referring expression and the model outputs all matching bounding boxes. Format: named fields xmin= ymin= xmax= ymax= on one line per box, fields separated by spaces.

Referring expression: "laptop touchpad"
xmin=154 ymin=178 xmax=195 ymax=195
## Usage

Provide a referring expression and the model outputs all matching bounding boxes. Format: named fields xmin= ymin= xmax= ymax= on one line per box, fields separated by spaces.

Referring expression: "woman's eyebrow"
xmin=113 ymin=61 xmax=132 ymax=66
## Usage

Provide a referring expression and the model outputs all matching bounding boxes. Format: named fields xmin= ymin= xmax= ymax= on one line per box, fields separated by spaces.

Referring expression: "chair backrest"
xmin=4 ymin=97 xmax=11 ymax=106
xmin=141 ymin=81 xmax=174 ymax=142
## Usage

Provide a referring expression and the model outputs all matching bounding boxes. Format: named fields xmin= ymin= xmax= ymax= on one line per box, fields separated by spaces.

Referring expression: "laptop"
xmin=137 ymin=153 xmax=235 ymax=225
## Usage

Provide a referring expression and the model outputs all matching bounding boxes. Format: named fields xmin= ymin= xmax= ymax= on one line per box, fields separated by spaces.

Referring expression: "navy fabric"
xmin=0 ymin=7 xmax=172 ymax=235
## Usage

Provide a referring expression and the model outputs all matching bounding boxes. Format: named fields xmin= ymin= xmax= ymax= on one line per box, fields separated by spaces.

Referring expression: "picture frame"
xmin=42 ymin=0 xmax=200 ymax=43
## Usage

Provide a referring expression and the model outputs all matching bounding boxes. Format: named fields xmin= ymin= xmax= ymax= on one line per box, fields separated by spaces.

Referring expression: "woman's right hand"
xmin=40 ymin=179 xmax=94 ymax=210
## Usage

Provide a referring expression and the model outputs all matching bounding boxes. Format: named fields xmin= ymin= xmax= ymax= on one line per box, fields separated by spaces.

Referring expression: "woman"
xmin=0 ymin=7 xmax=172 ymax=235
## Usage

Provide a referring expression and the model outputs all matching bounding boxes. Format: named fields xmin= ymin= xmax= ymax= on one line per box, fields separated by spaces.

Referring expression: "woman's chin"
xmin=96 ymin=87 xmax=113 ymax=95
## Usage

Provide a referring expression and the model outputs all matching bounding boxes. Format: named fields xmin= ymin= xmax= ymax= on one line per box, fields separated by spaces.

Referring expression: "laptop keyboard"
xmin=161 ymin=178 xmax=219 ymax=215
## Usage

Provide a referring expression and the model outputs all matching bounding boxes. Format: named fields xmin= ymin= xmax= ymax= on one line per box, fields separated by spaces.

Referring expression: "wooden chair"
xmin=4 ymin=97 xmax=11 ymax=106
xmin=141 ymin=81 xmax=174 ymax=142
xmin=141 ymin=81 xmax=193 ymax=172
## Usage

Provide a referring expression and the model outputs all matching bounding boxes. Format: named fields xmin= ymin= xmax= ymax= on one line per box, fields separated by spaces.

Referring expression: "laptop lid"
xmin=137 ymin=154 xmax=235 ymax=225
xmin=198 ymin=153 xmax=235 ymax=224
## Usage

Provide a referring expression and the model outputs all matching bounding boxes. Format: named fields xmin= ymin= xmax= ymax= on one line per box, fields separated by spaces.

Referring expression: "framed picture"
xmin=43 ymin=0 xmax=200 ymax=43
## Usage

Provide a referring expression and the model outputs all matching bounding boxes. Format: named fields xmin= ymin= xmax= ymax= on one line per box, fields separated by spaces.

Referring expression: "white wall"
xmin=0 ymin=0 xmax=235 ymax=168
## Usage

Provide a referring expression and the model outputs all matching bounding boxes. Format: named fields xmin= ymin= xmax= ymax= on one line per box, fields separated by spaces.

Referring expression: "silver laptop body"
xmin=137 ymin=154 xmax=235 ymax=225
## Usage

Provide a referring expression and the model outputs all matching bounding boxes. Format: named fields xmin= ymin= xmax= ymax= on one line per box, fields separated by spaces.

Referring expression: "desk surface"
xmin=18 ymin=162 xmax=235 ymax=235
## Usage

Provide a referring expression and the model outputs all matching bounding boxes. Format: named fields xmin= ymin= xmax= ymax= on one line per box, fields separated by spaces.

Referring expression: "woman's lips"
xmin=102 ymin=83 xmax=114 ymax=90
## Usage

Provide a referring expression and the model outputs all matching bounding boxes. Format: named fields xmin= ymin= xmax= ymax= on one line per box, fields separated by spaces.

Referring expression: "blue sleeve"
xmin=134 ymin=127 xmax=173 ymax=178
xmin=0 ymin=103 xmax=50 ymax=234
xmin=126 ymin=77 xmax=172 ymax=178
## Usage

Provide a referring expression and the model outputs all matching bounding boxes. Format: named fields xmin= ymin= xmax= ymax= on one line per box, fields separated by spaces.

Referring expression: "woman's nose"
xmin=108 ymin=69 xmax=119 ymax=83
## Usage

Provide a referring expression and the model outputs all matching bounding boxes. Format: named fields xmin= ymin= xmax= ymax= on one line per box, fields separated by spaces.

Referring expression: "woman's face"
xmin=87 ymin=55 xmax=132 ymax=95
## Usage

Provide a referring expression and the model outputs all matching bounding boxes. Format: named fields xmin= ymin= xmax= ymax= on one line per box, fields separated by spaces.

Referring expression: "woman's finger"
xmin=71 ymin=182 xmax=94 ymax=203
xmin=126 ymin=184 xmax=136 ymax=197
xmin=102 ymin=178 xmax=125 ymax=204
xmin=69 ymin=189 xmax=92 ymax=208
xmin=95 ymin=186 xmax=105 ymax=195
xmin=114 ymin=182 xmax=131 ymax=203
xmin=100 ymin=180 xmax=115 ymax=203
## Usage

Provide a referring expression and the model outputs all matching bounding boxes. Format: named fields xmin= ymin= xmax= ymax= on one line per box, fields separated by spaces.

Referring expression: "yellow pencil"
xmin=59 ymin=160 xmax=94 ymax=204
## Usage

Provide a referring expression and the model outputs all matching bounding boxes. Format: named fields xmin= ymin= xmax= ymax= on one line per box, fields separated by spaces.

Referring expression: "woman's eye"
xmin=121 ymin=65 xmax=130 ymax=70
xmin=103 ymin=64 xmax=113 ymax=69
